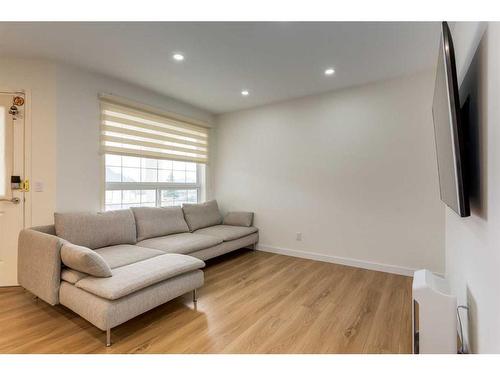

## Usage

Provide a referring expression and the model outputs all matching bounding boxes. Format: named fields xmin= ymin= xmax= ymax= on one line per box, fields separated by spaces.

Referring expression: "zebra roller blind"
xmin=100 ymin=98 xmax=209 ymax=164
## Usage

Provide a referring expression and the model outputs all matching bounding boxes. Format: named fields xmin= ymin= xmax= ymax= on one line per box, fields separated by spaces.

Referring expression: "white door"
xmin=0 ymin=93 xmax=26 ymax=286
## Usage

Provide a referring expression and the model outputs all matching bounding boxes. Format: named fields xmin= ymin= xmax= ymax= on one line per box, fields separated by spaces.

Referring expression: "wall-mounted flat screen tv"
xmin=432 ymin=21 xmax=470 ymax=217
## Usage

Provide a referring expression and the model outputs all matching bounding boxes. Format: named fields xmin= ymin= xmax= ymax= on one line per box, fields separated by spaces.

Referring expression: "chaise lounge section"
xmin=17 ymin=200 xmax=258 ymax=346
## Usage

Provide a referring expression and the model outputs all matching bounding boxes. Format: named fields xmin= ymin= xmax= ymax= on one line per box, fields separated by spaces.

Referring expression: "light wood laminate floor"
xmin=0 ymin=250 xmax=412 ymax=353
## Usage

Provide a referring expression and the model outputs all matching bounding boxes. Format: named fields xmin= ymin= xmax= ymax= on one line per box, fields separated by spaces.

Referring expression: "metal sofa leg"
xmin=192 ymin=289 xmax=197 ymax=303
xmin=106 ymin=328 xmax=111 ymax=347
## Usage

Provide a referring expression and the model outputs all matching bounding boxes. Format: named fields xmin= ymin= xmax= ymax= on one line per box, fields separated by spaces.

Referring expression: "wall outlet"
xmin=296 ymin=232 xmax=302 ymax=241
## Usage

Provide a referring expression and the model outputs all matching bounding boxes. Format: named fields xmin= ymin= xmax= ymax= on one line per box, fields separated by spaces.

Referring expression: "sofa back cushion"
xmin=223 ymin=212 xmax=254 ymax=227
xmin=54 ymin=210 xmax=137 ymax=249
xmin=182 ymin=200 xmax=223 ymax=232
xmin=131 ymin=206 xmax=189 ymax=241
xmin=61 ymin=243 xmax=112 ymax=278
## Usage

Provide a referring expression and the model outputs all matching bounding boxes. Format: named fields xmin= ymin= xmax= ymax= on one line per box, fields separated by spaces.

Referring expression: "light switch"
xmin=34 ymin=181 xmax=44 ymax=192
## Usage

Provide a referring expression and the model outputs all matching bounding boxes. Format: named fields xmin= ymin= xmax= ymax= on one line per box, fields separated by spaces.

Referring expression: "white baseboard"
xmin=256 ymin=244 xmax=417 ymax=277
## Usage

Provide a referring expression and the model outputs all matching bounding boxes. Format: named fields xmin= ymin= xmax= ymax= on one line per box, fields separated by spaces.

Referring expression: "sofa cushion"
xmin=223 ymin=212 xmax=254 ymax=227
xmin=94 ymin=244 xmax=164 ymax=269
xmin=194 ymin=225 xmax=258 ymax=242
xmin=54 ymin=210 xmax=137 ymax=249
xmin=131 ymin=206 xmax=189 ymax=241
xmin=182 ymin=200 xmax=223 ymax=232
xmin=61 ymin=268 xmax=88 ymax=284
xmin=190 ymin=232 xmax=259 ymax=261
xmin=61 ymin=243 xmax=112 ymax=278
xmin=137 ymin=233 xmax=223 ymax=254
xmin=74 ymin=254 xmax=205 ymax=300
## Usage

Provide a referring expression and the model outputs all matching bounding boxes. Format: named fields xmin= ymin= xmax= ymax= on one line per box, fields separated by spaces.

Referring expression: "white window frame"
xmin=102 ymin=155 xmax=202 ymax=210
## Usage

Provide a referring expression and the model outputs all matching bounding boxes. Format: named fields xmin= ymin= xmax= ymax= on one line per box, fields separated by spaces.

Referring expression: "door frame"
xmin=0 ymin=88 xmax=32 ymax=229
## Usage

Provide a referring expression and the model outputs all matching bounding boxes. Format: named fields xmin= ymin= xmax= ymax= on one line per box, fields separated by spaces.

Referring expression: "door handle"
xmin=0 ymin=197 xmax=20 ymax=204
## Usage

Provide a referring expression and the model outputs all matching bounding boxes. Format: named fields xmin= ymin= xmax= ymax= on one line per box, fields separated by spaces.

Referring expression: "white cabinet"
xmin=412 ymin=269 xmax=457 ymax=354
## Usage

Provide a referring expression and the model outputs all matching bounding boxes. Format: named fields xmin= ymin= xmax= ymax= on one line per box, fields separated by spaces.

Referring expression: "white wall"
xmin=55 ymin=64 xmax=214 ymax=213
xmin=1 ymin=58 xmax=214 ymax=225
xmin=215 ymin=71 xmax=445 ymax=275
xmin=445 ymin=22 xmax=500 ymax=353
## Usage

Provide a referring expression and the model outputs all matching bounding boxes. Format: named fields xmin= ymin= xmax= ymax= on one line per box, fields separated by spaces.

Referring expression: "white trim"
xmin=256 ymin=244 xmax=418 ymax=276
xmin=100 ymin=153 xmax=106 ymax=211
xmin=23 ymin=90 xmax=32 ymax=228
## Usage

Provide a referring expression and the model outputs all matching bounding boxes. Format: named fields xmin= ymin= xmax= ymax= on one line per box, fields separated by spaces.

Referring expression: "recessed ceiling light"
xmin=241 ymin=90 xmax=249 ymax=96
xmin=324 ymin=68 xmax=335 ymax=76
xmin=173 ymin=53 xmax=185 ymax=61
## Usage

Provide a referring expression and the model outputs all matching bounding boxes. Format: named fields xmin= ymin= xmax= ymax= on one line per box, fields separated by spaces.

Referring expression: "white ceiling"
xmin=0 ymin=22 xmax=440 ymax=114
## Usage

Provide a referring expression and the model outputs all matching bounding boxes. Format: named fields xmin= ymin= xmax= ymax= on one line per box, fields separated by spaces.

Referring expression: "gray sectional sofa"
xmin=17 ymin=200 xmax=258 ymax=346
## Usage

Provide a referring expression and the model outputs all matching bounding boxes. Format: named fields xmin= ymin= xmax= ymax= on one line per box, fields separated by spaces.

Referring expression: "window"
xmin=100 ymin=96 xmax=209 ymax=211
xmin=104 ymin=154 xmax=200 ymax=211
